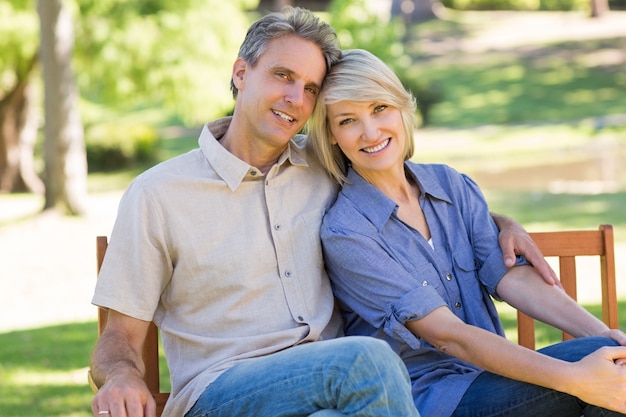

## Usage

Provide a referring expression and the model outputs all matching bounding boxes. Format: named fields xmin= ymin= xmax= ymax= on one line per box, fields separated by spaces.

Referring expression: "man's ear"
xmin=232 ymin=58 xmax=247 ymax=91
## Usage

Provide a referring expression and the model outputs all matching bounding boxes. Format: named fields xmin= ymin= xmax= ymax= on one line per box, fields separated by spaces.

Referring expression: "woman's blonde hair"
xmin=307 ymin=49 xmax=417 ymax=184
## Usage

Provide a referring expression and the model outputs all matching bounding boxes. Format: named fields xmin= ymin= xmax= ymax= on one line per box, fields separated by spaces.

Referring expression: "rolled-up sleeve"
xmin=322 ymin=224 xmax=446 ymax=350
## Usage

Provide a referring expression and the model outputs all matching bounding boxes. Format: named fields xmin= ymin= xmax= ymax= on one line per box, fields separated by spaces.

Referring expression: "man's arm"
xmin=90 ymin=310 xmax=156 ymax=417
xmin=491 ymin=212 xmax=560 ymax=287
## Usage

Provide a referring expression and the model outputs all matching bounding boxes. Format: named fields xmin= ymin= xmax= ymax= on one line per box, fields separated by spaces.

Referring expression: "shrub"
xmin=85 ymin=123 xmax=159 ymax=171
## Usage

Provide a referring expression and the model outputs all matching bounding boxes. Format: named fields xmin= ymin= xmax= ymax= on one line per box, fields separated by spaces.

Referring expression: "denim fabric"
xmin=452 ymin=337 xmax=625 ymax=417
xmin=184 ymin=336 xmax=419 ymax=417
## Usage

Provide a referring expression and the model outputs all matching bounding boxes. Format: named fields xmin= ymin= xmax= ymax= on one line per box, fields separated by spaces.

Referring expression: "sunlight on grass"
xmin=564 ymin=89 xmax=596 ymax=104
xmin=0 ymin=193 xmax=43 ymax=227
xmin=0 ymin=322 xmax=97 ymax=416
xmin=7 ymin=368 xmax=89 ymax=386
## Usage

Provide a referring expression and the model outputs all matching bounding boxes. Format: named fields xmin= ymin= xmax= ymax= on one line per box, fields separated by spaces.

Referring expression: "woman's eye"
xmin=339 ymin=118 xmax=354 ymax=126
xmin=374 ymin=105 xmax=387 ymax=113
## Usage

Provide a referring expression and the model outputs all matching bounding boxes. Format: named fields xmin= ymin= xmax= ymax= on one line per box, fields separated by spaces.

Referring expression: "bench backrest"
xmin=520 ymin=224 xmax=618 ymax=349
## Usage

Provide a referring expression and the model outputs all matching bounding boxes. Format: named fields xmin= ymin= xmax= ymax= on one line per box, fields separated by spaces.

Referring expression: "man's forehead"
xmin=257 ymin=36 xmax=326 ymax=81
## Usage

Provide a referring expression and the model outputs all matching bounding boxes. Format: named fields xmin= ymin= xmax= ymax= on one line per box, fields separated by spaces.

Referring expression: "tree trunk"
xmin=392 ymin=0 xmax=441 ymax=23
xmin=0 ymin=54 xmax=43 ymax=194
xmin=590 ymin=0 xmax=609 ymax=17
xmin=38 ymin=0 xmax=88 ymax=215
xmin=273 ymin=0 xmax=293 ymax=10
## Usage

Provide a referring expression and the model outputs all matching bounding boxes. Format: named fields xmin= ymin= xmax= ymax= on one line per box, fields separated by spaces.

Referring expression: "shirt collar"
xmin=199 ymin=117 xmax=310 ymax=191
xmin=341 ymin=162 xmax=453 ymax=231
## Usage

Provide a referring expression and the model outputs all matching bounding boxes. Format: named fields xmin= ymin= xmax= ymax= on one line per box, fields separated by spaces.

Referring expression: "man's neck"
xmin=219 ymin=129 xmax=287 ymax=174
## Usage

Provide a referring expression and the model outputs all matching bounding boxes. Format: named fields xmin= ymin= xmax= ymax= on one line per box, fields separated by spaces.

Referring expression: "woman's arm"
xmin=490 ymin=212 xmax=560 ymax=287
xmin=497 ymin=264 xmax=626 ymax=345
xmin=406 ymin=303 xmax=626 ymax=412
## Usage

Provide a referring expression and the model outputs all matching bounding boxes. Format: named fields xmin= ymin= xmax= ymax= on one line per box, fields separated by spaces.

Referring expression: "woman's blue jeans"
xmin=185 ymin=336 xmax=420 ymax=417
xmin=452 ymin=336 xmax=625 ymax=417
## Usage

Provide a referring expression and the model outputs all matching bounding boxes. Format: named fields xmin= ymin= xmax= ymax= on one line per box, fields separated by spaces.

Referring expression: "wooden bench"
xmin=91 ymin=224 xmax=619 ymax=416
xmin=516 ymin=224 xmax=618 ymax=349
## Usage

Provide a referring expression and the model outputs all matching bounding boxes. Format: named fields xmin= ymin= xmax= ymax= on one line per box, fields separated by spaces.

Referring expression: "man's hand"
xmin=92 ymin=372 xmax=157 ymax=417
xmin=491 ymin=213 xmax=561 ymax=287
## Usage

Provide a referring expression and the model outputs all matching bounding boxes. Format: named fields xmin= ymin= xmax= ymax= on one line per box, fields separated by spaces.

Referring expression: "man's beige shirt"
xmin=92 ymin=117 xmax=342 ymax=417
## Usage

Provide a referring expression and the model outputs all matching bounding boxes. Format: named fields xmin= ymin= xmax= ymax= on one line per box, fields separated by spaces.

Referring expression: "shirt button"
xmin=297 ymin=316 xmax=304 ymax=321
xmin=422 ymin=280 xmax=428 ymax=286
xmin=274 ymin=224 xmax=281 ymax=231
xmin=285 ymin=270 xmax=292 ymax=278
xmin=446 ymin=274 xmax=452 ymax=281
xmin=455 ymin=302 xmax=462 ymax=309
xmin=250 ymin=170 xmax=257 ymax=176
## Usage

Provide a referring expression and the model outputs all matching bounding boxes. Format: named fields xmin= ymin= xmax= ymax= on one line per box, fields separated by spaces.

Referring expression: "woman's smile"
xmin=362 ymin=138 xmax=391 ymax=154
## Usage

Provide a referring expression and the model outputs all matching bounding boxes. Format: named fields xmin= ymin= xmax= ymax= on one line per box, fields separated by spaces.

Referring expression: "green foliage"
xmin=73 ymin=0 xmax=259 ymax=125
xmin=395 ymin=66 xmax=445 ymax=126
xmin=85 ymin=123 xmax=160 ymax=171
xmin=328 ymin=0 xmax=444 ymax=126
xmin=0 ymin=0 xmax=38 ymax=93
xmin=328 ymin=0 xmax=407 ymax=64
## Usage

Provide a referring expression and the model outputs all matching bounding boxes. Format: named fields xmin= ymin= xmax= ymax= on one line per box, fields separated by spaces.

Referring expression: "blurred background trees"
xmin=38 ymin=0 xmax=88 ymax=214
xmin=0 ymin=0 xmax=41 ymax=194
xmin=0 ymin=0 xmax=624 ymax=214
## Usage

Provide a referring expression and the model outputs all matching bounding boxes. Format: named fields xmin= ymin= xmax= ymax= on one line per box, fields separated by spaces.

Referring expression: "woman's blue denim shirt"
xmin=321 ymin=162 xmax=528 ymax=417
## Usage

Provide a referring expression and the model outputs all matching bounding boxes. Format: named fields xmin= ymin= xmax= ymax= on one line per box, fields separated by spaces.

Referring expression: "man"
xmin=90 ymin=7 xmax=556 ymax=417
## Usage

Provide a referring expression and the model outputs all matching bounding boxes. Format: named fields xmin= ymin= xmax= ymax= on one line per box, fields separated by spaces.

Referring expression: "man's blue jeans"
xmin=452 ymin=336 xmax=625 ymax=417
xmin=185 ymin=336 xmax=420 ymax=417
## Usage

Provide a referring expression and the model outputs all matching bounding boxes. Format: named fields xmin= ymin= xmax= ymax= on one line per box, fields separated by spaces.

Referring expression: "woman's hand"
xmin=567 ymin=346 xmax=626 ymax=412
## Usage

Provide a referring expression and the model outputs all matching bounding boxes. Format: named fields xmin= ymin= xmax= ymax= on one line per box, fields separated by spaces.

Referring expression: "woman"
xmin=308 ymin=49 xmax=626 ymax=417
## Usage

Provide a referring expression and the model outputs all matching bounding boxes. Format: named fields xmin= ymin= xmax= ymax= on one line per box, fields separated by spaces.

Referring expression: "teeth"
xmin=363 ymin=139 xmax=389 ymax=153
xmin=273 ymin=110 xmax=293 ymax=122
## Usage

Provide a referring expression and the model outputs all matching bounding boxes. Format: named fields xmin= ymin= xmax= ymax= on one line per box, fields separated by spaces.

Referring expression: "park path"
xmin=0 ymin=192 xmax=121 ymax=333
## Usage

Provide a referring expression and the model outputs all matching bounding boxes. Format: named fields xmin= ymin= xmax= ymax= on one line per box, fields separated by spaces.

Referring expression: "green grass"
xmin=0 ymin=321 xmax=170 ymax=416
xmin=406 ymin=21 xmax=626 ymax=127
xmin=486 ymin=190 xmax=626 ymax=232
xmin=0 ymin=322 xmax=96 ymax=416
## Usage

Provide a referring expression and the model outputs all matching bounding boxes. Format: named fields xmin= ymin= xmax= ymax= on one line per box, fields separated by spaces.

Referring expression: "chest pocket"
xmin=452 ymin=248 xmax=477 ymax=274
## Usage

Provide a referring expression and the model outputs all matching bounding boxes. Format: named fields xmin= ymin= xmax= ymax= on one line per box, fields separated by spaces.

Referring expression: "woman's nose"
xmin=361 ymin=118 xmax=380 ymax=141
